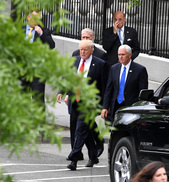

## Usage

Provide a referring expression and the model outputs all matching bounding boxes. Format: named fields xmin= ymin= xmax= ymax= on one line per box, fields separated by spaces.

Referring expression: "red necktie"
xmin=79 ymin=59 xmax=86 ymax=72
xmin=76 ymin=60 xmax=86 ymax=102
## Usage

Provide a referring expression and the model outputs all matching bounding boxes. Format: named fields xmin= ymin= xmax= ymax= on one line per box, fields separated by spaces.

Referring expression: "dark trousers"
xmin=68 ymin=109 xmax=97 ymax=162
xmin=70 ymin=103 xmax=102 ymax=149
xmin=20 ymin=77 xmax=45 ymax=103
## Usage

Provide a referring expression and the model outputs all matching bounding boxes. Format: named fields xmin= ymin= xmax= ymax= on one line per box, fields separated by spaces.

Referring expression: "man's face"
xmin=28 ymin=11 xmax=41 ymax=28
xmin=118 ymin=48 xmax=131 ymax=65
xmin=81 ymin=32 xmax=94 ymax=42
xmin=80 ymin=45 xmax=93 ymax=60
xmin=113 ymin=12 xmax=126 ymax=29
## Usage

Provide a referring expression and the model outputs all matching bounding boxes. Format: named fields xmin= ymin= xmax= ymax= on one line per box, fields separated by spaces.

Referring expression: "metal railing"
xmin=42 ymin=0 xmax=169 ymax=58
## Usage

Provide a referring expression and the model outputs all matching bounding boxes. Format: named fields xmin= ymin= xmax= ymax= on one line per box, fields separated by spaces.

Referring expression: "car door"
xmin=138 ymin=80 xmax=169 ymax=171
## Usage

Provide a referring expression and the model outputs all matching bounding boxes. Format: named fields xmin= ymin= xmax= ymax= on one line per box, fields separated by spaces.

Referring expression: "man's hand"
xmin=64 ymin=95 xmax=69 ymax=106
xmin=101 ymin=109 xmax=109 ymax=120
xmin=35 ymin=25 xmax=43 ymax=35
xmin=57 ymin=94 xmax=62 ymax=104
xmin=113 ymin=21 xmax=118 ymax=34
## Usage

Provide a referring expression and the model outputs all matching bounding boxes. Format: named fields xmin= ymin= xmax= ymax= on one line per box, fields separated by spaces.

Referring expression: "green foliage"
xmin=0 ymin=168 xmax=13 ymax=182
xmin=128 ymin=0 xmax=141 ymax=7
xmin=0 ymin=0 xmax=103 ymax=156
xmin=0 ymin=0 xmax=111 ymax=180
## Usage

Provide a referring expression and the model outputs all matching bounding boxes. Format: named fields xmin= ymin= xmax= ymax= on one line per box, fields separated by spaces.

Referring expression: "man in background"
xmin=102 ymin=11 xmax=140 ymax=67
xmin=73 ymin=28 xmax=107 ymax=62
xmin=21 ymin=10 xmax=55 ymax=104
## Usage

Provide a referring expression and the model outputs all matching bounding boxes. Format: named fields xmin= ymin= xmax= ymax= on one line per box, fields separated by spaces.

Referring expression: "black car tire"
xmin=110 ymin=137 xmax=137 ymax=182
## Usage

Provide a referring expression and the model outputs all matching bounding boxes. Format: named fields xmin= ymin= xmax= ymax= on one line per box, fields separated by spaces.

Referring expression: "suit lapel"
xmin=74 ymin=57 xmax=81 ymax=70
xmin=87 ymin=57 xmax=96 ymax=77
xmin=124 ymin=26 xmax=130 ymax=44
xmin=34 ymin=31 xmax=38 ymax=41
xmin=125 ymin=62 xmax=134 ymax=87
xmin=116 ymin=64 xmax=122 ymax=88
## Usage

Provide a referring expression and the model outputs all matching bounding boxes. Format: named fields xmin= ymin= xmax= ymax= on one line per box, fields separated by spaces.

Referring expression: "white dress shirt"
xmin=119 ymin=60 xmax=132 ymax=83
xmin=118 ymin=26 xmax=124 ymax=45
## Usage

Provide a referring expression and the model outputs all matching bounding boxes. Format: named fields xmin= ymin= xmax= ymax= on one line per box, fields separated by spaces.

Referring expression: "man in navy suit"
xmin=102 ymin=11 xmax=140 ymax=67
xmin=101 ymin=44 xmax=148 ymax=122
xmin=71 ymin=28 xmax=108 ymax=157
xmin=58 ymin=40 xmax=108 ymax=170
xmin=21 ymin=10 xmax=55 ymax=103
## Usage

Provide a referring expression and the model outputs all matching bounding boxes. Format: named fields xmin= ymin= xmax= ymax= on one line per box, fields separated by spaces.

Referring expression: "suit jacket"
xmin=68 ymin=55 xmax=108 ymax=114
xmin=72 ymin=45 xmax=108 ymax=62
xmin=160 ymin=97 xmax=169 ymax=105
xmin=25 ymin=25 xmax=55 ymax=49
xmin=102 ymin=26 xmax=140 ymax=66
xmin=103 ymin=61 xmax=148 ymax=116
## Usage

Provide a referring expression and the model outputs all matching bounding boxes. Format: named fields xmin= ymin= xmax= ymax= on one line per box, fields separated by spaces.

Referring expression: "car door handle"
xmin=164 ymin=116 xmax=169 ymax=122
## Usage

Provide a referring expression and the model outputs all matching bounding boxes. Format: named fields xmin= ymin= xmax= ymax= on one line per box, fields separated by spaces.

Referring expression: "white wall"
xmin=52 ymin=35 xmax=169 ymax=91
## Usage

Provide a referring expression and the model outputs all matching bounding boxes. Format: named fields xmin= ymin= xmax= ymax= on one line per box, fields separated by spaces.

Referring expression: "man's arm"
xmin=158 ymin=97 xmax=169 ymax=105
xmin=39 ymin=28 xmax=55 ymax=49
xmin=102 ymin=27 xmax=119 ymax=52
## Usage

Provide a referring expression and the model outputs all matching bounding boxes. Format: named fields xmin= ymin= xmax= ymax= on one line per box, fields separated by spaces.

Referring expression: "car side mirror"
xmin=139 ymin=89 xmax=154 ymax=101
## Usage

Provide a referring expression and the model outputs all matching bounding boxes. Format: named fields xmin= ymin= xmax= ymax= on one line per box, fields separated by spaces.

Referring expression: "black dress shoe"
xmin=96 ymin=140 xmax=104 ymax=157
xmin=67 ymin=161 xmax=77 ymax=170
xmin=85 ymin=158 xmax=99 ymax=167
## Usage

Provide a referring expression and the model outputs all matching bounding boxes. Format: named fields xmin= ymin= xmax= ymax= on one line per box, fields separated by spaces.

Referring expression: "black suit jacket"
xmin=103 ymin=61 xmax=148 ymax=116
xmin=68 ymin=55 xmax=108 ymax=114
xmin=160 ymin=97 xmax=169 ymax=105
xmin=72 ymin=45 xmax=108 ymax=62
xmin=102 ymin=26 xmax=140 ymax=66
xmin=25 ymin=25 xmax=55 ymax=49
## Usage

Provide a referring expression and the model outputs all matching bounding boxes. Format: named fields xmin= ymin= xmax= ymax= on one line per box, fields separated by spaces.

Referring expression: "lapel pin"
xmin=127 ymin=31 xmax=129 ymax=33
xmin=129 ymin=70 xmax=132 ymax=72
xmin=93 ymin=64 xmax=95 ymax=66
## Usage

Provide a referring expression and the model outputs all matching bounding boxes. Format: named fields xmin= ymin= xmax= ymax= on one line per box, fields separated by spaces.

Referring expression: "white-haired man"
xmin=101 ymin=44 xmax=148 ymax=122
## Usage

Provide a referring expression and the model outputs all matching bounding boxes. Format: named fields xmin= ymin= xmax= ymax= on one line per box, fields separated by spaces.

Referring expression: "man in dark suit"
xmin=102 ymin=11 xmax=140 ymax=67
xmin=71 ymin=28 xmax=108 ymax=157
xmin=21 ymin=10 xmax=55 ymax=103
xmin=158 ymin=97 xmax=169 ymax=105
xmin=72 ymin=28 xmax=107 ymax=62
xmin=101 ymin=44 xmax=148 ymax=122
xmin=58 ymin=40 xmax=108 ymax=170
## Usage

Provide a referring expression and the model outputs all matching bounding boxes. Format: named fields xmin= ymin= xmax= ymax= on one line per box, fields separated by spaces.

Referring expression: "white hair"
xmin=118 ymin=44 xmax=132 ymax=54
xmin=81 ymin=28 xmax=95 ymax=37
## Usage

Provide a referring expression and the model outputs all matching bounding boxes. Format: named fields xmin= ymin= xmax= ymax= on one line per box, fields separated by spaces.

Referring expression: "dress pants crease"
xmin=68 ymin=112 xmax=97 ymax=162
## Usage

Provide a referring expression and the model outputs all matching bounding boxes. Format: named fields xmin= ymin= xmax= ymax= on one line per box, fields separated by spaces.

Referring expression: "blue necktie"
xmin=117 ymin=66 xmax=126 ymax=104
xmin=118 ymin=29 xmax=123 ymax=45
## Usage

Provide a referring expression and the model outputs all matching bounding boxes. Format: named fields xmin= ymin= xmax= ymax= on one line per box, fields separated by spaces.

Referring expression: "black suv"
xmin=109 ymin=77 xmax=169 ymax=182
